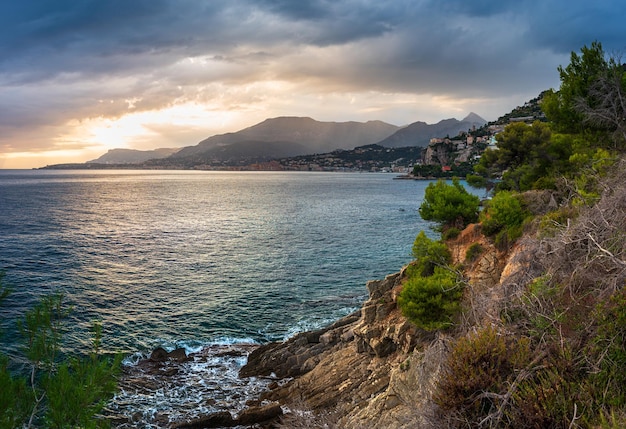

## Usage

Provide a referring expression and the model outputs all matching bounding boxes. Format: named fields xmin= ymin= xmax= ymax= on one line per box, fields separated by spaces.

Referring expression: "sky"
xmin=1 ymin=1 xmax=625 ymax=168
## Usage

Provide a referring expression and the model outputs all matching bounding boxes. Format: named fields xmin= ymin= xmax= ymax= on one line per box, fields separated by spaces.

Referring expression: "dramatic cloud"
xmin=1 ymin=0 xmax=625 ymax=167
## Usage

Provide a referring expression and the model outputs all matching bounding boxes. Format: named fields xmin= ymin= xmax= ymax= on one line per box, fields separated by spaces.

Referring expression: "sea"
xmin=0 ymin=169 xmax=447 ymax=426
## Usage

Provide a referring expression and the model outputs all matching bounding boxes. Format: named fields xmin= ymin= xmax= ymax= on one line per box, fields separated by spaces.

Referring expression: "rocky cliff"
xmin=239 ymin=221 xmax=529 ymax=428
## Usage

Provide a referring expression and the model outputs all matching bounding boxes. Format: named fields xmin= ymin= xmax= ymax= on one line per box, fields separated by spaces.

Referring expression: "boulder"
xmin=236 ymin=402 xmax=283 ymax=425
xmin=171 ymin=411 xmax=234 ymax=428
xmin=149 ymin=347 xmax=168 ymax=362
xmin=167 ymin=347 xmax=188 ymax=362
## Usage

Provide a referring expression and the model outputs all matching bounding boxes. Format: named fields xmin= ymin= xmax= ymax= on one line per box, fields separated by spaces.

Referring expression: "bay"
xmin=0 ymin=170 xmax=436 ymax=357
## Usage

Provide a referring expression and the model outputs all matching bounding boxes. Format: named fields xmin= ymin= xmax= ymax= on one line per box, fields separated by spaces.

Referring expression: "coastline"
xmin=107 ymin=267 xmax=421 ymax=428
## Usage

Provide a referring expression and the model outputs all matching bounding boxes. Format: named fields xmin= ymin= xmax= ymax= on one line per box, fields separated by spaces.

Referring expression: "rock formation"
xmin=239 ymin=223 xmax=530 ymax=428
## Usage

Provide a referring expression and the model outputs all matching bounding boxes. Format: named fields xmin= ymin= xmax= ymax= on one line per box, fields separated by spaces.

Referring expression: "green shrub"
xmin=398 ymin=267 xmax=462 ymax=331
xmin=0 ymin=281 xmax=121 ymax=428
xmin=465 ymin=243 xmax=484 ymax=263
xmin=588 ymin=288 xmax=626 ymax=409
xmin=442 ymin=227 xmax=461 ymax=241
xmin=44 ymin=350 xmax=122 ymax=428
xmin=419 ymin=178 xmax=480 ymax=229
xmin=481 ymin=191 xmax=528 ymax=236
xmin=513 ymin=346 xmax=591 ymax=429
xmin=465 ymin=174 xmax=488 ymax=188
xmin=411 ymin=231 xmax=451 ymax=275
xmin=538 ymin=205 xmax=579 ymax=236
xmin=0 ymin=355 xmax=31 ymax=429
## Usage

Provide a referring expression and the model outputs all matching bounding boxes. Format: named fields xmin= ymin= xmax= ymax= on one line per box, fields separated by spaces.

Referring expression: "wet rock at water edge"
xmin=170 ymin=402 xmax=283 ymax=428
xmin=170 ymin=411 xmax=235 ymax=428
xmin=150 ymin=347 xmax=168 ymax=362
xmin=149 ymin=346 xmax=189 ymax=362
xmin=237 ymin=402 xmax=283 ymax=425
xmin=168 ymin=347 xmax=189 ymax=362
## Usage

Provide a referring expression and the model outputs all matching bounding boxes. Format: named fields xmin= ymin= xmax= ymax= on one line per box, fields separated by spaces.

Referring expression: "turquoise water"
xmin=0 ymin=170 xmax=436 ymax=357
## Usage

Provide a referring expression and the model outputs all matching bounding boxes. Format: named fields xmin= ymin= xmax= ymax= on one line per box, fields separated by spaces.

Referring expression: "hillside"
xmin=87 ymin=148 xmax=180 ymax=164
xmin=170 ymin=117 xmax=401 ymax=161
xmin=231 ymin=43 xmax=626 ymax=428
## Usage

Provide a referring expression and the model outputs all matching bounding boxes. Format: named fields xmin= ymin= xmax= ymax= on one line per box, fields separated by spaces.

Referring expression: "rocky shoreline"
xmin=111 ymin=268 xmax=439 ymax=428
xmin=109 ymin=221 xmax=522 ymax=428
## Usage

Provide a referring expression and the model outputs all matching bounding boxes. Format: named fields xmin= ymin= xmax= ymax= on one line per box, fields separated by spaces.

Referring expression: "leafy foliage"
xmin=0 ymin=354 xmax=31 ymax=429
xmin=464 ymin=243 xmax=484 ymax=263
xmin=0 ymin=278 xmax=121 ymax=429
xmin=419 ymin=178 xmax=480 ymax=229
xmin=474 ymin=121 xmax=565 ymax=191
xmin=542 ymin=41 xmax=611 ymax=134
xmin=410 ymin=231 xmax=451 ymax=276
xmin=429 ymin=41 xmax=626 ymax=428
xmin=43 ymin=347 xmax=122 ymax=428
xmin=399 ymin=233 xmax=461 ymax=331
xmin=480 ymin=190 xmax=531 ymax=249
xmin=481 ymin=191 xmax=528 ymax=236
xmin=472 ymin=42 xmax=625 ymax=195
xmin=441 ymin=227 xmax=461 ymax=241
xmin=588 ymin=288 xmax=626 ymax=408
xmin=398 ymin=267 xmax=462 ymax=331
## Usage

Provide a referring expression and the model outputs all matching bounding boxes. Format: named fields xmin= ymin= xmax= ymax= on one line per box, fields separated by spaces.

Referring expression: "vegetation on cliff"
xmin=260 ymin=40 xmax=625 ymax=429
xmin=401 ymin=41 xmax=626 ymax=428
xmin=418 ymin=178 xmax=481 ymax=230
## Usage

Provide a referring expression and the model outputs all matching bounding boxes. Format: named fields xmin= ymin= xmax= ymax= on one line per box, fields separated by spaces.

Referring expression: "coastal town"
xmin=243 ymin=124 xmax=502 ymax=175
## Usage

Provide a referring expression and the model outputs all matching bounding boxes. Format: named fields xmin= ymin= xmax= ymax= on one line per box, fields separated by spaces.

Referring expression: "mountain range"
xmin=87 ymin=113 xmax=487 ymax=166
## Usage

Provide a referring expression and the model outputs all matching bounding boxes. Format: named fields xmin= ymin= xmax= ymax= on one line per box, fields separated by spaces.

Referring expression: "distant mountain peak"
xmin=375 ymin=113 xmax=487 ymax=148
xmin=462 ymin=112 xmax=487 ymax=124
xmin=170 ymin=116 xmax=401 ymax=162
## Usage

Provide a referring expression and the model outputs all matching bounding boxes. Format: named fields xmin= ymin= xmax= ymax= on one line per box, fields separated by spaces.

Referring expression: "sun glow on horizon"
xmin=68 ymin=102 xmax=248 ymax=151
xmin=1 ymin=82 xmax=503 ymax=169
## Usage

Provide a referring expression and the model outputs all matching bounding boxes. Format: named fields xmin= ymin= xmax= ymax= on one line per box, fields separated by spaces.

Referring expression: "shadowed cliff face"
xmin=237 ymin=221 xmax=533 ymax=428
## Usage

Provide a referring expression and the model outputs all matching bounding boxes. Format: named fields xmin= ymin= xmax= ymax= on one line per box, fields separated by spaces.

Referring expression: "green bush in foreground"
xmin=419 ymin=178 xmax=480 ymax=229
xmin=0 ymin=274 xmax=121 ymax=429
xmin=481 ymin=191 xmax=528 ymax=236
xmin=401 ymin=232 xmax=461 ymax=331
xmin=398 ymin=266 xmax=462 ymax=331
xmin=481 ymin=190 xmax=531 ymax=249
xmin=411 ymin=231 xmax=451 ymax=276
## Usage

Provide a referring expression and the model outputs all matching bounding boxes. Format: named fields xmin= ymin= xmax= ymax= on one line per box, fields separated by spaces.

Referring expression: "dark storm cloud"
xmin=1 ymin=0 xmax=626 ymax=164
xmin=0 ymin=1 xmax=234 ymax=79
xmin=2 ymin=0 xmax=622 ymax=86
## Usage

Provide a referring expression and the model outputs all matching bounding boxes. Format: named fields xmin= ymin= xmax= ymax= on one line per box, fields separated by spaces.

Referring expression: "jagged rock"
xmin=167 ymin=347 xmax=188 ymax=362
xmin=241 ymin=267 xmax=425 ymax=424
xmin=339 ymin=338 xmax=448 ymax=429
xmin=150 ymin=347 xmax=168 ymax=362
xmin=237 ymin=402 xmax=283 ymax=425
xmin=171 ymin=411 xmax=234 ymax=428
xmin=341 ymin=328 xmax=355 ymax=342
xmin=238 ymin=220 xmax=521 ymax=428
xmin=149 ymin=346 xmax=188 ymax=363
xmin=239 ymin=312 xmax=360 ymax=379
xmin=370 ymin=337 xmax=396 ymax=358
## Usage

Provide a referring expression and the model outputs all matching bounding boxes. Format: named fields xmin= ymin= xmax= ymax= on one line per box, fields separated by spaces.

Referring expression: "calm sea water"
xmin=0 ymin=170 xmax=437 ymax=358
